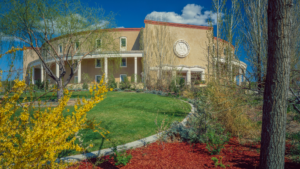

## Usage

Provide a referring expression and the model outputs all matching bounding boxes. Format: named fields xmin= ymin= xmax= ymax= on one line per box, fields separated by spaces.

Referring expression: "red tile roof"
xmin=144 ymin=20 xmax=213 ymax=30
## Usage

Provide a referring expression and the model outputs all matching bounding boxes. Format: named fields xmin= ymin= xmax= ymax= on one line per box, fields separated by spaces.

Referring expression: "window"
xmin=120 ymin=37 xmax=127 ymax=51
xmin=95 ymin=75 xmax=102 ymax=83
xmin=58 ymin=44 xmax=63 ymax=54
xmin=120 ymin=74 xmax=127 ymax=82
xmin=224 ymin=48 xmax=226 ymax=55
xmin=96 ymin=39 xmax=102 ymax=48
xmin=120 ymin=58 xmax=127 ymax=67
xmin=95 ymin=59 xmax=101 ymax=68
xmin=75 ymin=41 xmax=80 ymax=51
xmin=74 ymin=76 xmax=78 ymax=84
xmin=121 ymin=38 xmax=126 ymax=47
xmin=213 ymin=45 xmax=215 ymax=53
xmin=42 ymin=48 xmax=49 ymax=57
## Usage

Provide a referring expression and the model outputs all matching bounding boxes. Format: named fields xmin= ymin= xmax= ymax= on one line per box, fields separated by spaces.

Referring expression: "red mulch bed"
xmin=66 ymin=137 xmax=300 ymax=169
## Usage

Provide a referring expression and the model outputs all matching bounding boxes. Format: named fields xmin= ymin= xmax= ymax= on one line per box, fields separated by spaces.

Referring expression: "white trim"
xmin=28 ymin=52 xmax=143 ymax=67
xmin=120 ymin=58 xmax=127 ymax=67
xmin=134 ymin=57 xmax=137 ymax=83
xmin=95 ymin=58 xmax=102 ymax=68
xmin=95 ymin=75 xmax=102 ymax=83
xmin=120 ymin=37 xmax=127 ymax=51
xmin=149 ymin=65 xmax=205 ymax=72
xmin=120 ymin=74 xmax=127 ymax=82
xmin=213 ymin=57 xmax=247 ymax=69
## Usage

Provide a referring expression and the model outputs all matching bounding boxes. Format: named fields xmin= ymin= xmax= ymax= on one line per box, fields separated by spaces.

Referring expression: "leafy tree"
xmin=0 ymin=0 xmax=118 ymax=100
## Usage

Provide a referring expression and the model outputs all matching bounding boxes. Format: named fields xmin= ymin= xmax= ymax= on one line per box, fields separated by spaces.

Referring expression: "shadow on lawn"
xmin=57 ymin=120 xmax=116 ymax=158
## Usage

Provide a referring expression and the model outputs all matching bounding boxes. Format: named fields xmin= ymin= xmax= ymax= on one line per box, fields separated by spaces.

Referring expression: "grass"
xmin=13 ymin=91 xmax=191 ymax=157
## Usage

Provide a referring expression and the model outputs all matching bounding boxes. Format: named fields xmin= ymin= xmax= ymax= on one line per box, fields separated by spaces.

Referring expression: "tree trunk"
xmin=259 ymin=0 xmax=292 ymax=168
xmin=57 ymin=79 xmax=64 ymax=101
xmin=257 ymin=52 xmax=262 ymax=92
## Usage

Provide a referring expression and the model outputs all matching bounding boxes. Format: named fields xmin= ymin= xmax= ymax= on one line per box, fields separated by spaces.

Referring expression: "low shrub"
xmin=169 ymin=80 xmax=179 ymax=94
xmin=114 ymin=88 xmax=121 ymax=91
xmin=136 ymin=89 xmax=143 ymax=93
xmin=110 ymin=146 xmax=132 ymax=166
xmin=163 ymin=102 xmax=231 ymax=155
xmin=107 ymin=77 xmax=117 ymax=89
xmin=205 ymin=124 xmax=231 ymax=155
xmin=119 ymin=76 xmax=131 ymax=90
xmin=179 ymin=78 xmax=185 ymax=89
xmin=82 ymin=82 xmax=89 ymax=90
xmin=124 ymin=89 xmax=131 ymax=92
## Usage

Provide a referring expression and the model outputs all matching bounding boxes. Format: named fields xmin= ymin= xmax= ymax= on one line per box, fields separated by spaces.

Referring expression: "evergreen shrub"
xmin=119 ymin=76 xmax=131 ymax=90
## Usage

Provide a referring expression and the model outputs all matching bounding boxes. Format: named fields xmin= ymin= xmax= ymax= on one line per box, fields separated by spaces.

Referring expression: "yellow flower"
xmin=110 ymin=88 xmax=113 ymax=91
xmin=67 ymin=109 xmax=70 ymax=112
xmin=89 ymin=144 xmax=93 ymax=148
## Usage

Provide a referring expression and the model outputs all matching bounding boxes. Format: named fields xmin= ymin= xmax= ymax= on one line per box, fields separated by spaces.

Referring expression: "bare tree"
xmin=259 ymin=0 xmax=293 ymax=168
xmin=212 ymin=0 xmax=227 ymax=80
xmin=142 ymin=19 xmax=176 ymax=91
xmin=239 ymin=0 xmax=268 ymax=93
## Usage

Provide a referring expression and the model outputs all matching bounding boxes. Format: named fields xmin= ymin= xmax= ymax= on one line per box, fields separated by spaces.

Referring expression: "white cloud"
xmin=116 ymin=26 xmax=124 ymax=28
xmin=38 ymin=14 xmax=109 ymax=35
xmin=145 ymin=4 xmax=219 ymax=26
xmin=0 ymin=32 xmax=22 ymax=42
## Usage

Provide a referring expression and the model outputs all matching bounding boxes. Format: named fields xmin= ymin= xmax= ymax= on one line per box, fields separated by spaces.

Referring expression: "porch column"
xmin=56 ymin=63 xmax=59 ymax=78
xmin=172 ymin=70 xmax=176 ymax=79
xmin=214 ymin=60 xmax=216 ymax=80
xmin=104 ymin=57 xmax=108 ymax=82
xmin=40 ymin=64 xmax=44 ymax=82
xmin=32 ymin=67 xmax=35 ymax=84
xmin=243 ymin=69 xmax=246 ymax=83
xmin=239 ymin=67 xmax=242 ymax=86
xmin=78 ymin=61 xmax=81 ymax=83
xmin=187 ymin=70 xmax=191 ymax=85
xmin=134 ymin=57 xmax=137 ymax=83
xmin=230 ymin=64 xmax=233 ymax=82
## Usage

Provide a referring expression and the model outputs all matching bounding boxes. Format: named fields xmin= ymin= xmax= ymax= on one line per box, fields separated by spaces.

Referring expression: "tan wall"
xmin=23 ymin=49 xmax=39 ymax=81
xmin=144 ymin=23 xmax=235 ymax=82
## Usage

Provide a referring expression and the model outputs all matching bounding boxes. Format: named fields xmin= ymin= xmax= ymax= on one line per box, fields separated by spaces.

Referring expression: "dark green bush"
xmin=179 ymin=78 xmax=185 ymax=89
xmin=205 ymin=124 xmax=231 ymax=155
xmin=107 ymin=77 xmax=117 ymax=89
xmin=119 ymin=76 xmax=131 ymax=90
xmin=136 ymin=89 xmax=143 ymax=93
xmin=82 ymin=82 xmax=89 ymax=90
xmin=110 ymin=146 xmax=132 ymax=166
xmin=169 ymin=80 xmax=179 ymax=93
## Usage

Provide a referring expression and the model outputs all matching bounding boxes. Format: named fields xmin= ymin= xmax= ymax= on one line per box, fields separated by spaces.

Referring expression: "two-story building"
xmin=23 ymin=20 xmax=247 ymax=88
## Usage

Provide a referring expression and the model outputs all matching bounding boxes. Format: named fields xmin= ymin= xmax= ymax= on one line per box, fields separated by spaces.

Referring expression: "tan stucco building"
xmin=23 ymin=20 xmax=247 ymax=88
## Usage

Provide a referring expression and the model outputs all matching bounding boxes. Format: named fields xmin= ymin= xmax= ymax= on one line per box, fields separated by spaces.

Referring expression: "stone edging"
xmin=56 ymin=100 xmax=195 ymax=164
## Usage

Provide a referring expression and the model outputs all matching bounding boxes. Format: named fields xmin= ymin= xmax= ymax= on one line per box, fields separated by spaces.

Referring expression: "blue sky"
xmin=0 ymin=0 xmax=250 ymax=81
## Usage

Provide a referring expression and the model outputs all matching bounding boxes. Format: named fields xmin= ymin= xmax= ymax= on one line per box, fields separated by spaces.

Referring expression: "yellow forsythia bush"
xmin=0 ymin=75 xmax=109 ymax=168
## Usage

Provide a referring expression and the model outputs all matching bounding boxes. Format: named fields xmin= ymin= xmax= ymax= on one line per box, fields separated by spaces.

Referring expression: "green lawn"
xmin=13 ymin=91 xmax=191 ymax=157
